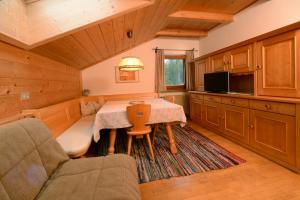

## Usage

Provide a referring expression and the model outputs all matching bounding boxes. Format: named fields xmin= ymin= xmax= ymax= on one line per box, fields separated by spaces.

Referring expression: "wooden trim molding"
xmin=168 ymin=10 xmax=234 ymax=23
xmin=156 ymin=29 xmax=208 ymax=38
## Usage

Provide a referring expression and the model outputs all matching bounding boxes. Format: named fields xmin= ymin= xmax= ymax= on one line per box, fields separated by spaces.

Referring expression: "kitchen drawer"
xmin=190 ymin=93 xmax=203 ymax=101
xmin=222 ymin=97 xmax=249 ymax=108
xmin=204 ymin=95 xmax=221 ymax=103
xmin=249 ymin=100 xmax=296 ymax=116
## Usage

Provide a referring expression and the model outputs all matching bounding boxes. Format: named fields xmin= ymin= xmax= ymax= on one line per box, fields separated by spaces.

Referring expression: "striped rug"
xmin=97 ymin=125 xmax=245 ymax=183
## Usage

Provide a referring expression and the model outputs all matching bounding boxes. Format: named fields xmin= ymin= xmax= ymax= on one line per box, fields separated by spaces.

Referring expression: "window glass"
xmin=164 ymin=58 xmax=185 ymax=86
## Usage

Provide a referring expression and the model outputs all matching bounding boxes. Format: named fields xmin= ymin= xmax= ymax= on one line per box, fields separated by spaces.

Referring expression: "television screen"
xmin=204 ymin=72 xmax=229 ymax=93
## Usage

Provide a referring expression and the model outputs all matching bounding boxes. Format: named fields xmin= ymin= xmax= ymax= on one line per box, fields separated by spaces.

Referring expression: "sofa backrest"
xmin=0 ymin=118 xmax=69 ymax=200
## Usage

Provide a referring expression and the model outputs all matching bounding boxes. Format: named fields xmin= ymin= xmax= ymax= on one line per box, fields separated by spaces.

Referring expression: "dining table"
xmin=92 ymin=98 xmax=187 ymax=155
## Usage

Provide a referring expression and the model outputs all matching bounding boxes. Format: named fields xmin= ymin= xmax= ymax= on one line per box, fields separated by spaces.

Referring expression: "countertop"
xmin=189 ymin=91 xmax=300 ymax=104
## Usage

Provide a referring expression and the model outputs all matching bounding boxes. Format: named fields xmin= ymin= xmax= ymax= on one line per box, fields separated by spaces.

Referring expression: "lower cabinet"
xmin=249 ymin=110 xmax=296 ymax=165
xmin=202 ymin=101 xmax=222 ymax=131
xmin=190 ymin=94 xmax=298 ymax=171
xmin=190 ymin=100 xmax=202 ymax=124
xmin=221 ymin=104 xmax=249 ymax=144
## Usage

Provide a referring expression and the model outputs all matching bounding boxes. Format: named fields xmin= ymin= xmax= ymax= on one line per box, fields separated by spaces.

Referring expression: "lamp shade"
xmin=118 ymin=57 xmax=144 ymax=71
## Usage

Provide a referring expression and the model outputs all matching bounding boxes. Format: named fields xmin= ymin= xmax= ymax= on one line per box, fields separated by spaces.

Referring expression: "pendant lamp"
xmin=118 ymin=56 xmax=144 ymax=71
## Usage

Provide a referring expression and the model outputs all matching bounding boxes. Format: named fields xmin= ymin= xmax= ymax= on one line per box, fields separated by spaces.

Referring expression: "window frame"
xmin=164 ymin=55 xmax=186 ymax=91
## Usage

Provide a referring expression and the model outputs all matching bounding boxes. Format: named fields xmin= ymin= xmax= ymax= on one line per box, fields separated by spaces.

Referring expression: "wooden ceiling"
xmin=0 ymin=0 xmax=257 ymax=69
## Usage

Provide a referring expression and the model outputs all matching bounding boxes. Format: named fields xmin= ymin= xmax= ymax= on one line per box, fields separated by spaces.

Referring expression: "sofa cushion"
xmin=37 ymin=154 xmax=140 ymax=200
xmin=56 ymin=114 xmax=95 ymax=158
xmin=0 ymin=118 xmax=69 ymax=200
xmin=18 ymin=119 xmax=69 ymax=176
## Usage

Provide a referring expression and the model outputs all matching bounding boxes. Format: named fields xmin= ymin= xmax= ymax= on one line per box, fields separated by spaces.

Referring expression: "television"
xmin=204 ymin=72 xmax=229 ymax=93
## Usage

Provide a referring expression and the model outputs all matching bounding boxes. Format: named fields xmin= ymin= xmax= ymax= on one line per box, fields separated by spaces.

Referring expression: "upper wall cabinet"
xmin=210 ymin=53 xmax=228 ymax=72
xmin=228 ymin=44 xmax=254 ymax=73
xmin=207 ymin=45 xmax=254 ymax=74
xmin=195 ymin=58 xmax=209 ymax=91
xmin=257 ymin=30 xmax=300 ymax=98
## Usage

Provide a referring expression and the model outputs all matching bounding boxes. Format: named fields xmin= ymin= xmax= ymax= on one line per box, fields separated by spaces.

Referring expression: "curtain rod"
xmin=152 ymin=47 xmax=198 ymax=52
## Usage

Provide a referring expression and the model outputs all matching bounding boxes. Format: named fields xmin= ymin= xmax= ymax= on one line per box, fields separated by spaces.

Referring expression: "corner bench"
xmin=22 ymin=93 xmax=159 ymax=158
xmin=56 ymin=114 xmax=95 ymax=157
xmin=22 ymin=97 xmax=103 ymax=158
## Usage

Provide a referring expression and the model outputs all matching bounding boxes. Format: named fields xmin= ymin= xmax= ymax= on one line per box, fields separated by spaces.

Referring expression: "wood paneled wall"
xmin=0 ymin=41 xmax=81 ymax=120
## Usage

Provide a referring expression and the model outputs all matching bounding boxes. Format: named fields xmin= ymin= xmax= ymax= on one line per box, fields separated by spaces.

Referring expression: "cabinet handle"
xmin=248 ymin=124 xmax=254 ymax=129
xmin=256 ymin=65 xmax=262 ymax=70
xmin=264 ymin=104 xmax=272 ymax=110
xmin=230 ymin=99 xmax=236 ymax=104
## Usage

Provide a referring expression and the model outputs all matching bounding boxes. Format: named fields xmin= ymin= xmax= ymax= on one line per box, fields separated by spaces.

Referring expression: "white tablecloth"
xmin=93 ymin=98 xmax=187 ymax=142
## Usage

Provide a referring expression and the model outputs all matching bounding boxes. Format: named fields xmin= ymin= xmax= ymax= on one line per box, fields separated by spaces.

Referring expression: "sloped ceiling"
xmin=0 ymin=0 xmax=257 ymax=69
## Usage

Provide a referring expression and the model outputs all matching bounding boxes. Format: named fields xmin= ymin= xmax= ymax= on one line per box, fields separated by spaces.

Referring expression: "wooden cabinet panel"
xmin=204 ymin=95 xmax=221 ymax=103
xmin=249 ymin=110 xmax=296 ymax=165
xmin=202 ymin=101 xmax=222 ymax=130
xmin=249 ymin=100 xmax=296 ymax=116
xmin=221 ymin=97 xmax=249 ymax=108
xmin=190 ymin=93 xmax=203 ymax=101
xmin=257 ymin=30 xmax=300 ymax=98
xmin=190 ymin=100 xmax=202 ymax=123
xmin=205 ymin=57 xmax=213 ymax=73
xmin=194 ymin=59 xmax=207 ymax=91
xmin=210 ymin=53 xmax=227 ymax=72
xmin=228 ymin=44 xmax=253 ymax=73
xmin=221 ymin=104 xmax=249 ymax=144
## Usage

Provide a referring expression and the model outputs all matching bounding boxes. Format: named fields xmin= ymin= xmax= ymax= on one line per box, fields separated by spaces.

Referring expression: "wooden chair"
xmin=164 ymin=95 xmax=175 ymax=103
xmin=126 ymin=104 xmax=155 ymax=160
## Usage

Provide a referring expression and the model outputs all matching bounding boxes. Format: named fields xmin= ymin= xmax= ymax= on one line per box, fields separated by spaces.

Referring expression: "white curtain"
xmin=155 ymin=49 xmax=166 ymax=92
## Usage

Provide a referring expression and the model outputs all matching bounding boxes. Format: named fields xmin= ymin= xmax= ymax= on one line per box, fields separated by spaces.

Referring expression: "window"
xmin=164 ymin=55 xmax=186 ymax=90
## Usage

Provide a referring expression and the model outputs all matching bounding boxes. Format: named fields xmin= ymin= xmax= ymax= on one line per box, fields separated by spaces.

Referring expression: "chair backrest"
xmin=0 ymin=118 xmax=69 ymax=200
xmin=164 ymin=95 xmax=175 ymax=103
xmin=127 ymin=104 xmax=151 ymax=131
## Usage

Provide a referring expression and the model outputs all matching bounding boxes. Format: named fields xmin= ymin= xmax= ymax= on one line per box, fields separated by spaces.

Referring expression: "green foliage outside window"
xmin=164 ymin=59 xmax=185 ymax=86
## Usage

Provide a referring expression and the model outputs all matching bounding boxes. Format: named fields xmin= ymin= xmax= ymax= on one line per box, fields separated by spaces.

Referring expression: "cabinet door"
xmin=194 ymin=59 xmax=207 ymax=91
xmin=257 ymin=30 xmax=300 ymax=98
xmin=228 ymin=44 xmax=253 ymax=73
xmin=202 ymin=101 xmax=222 ymax=130
xmin=205 ymin=57 xmax=213 ymax=73
xmin=221 ymin=104 xmax=249 ymax=144
xmin=190 ymin=100 xmax=202 ymax=123
xmin=249 ymin=110 xmax=296 ymax=165
xmin=210 ymin=53 xmax=227 ymax=72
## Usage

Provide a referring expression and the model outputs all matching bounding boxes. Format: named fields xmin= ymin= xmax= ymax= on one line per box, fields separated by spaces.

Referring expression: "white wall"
xmin=82 ymin=38 xmax=199 ymax=95
xmin=198 ymin=0 xmax=300 ymax=56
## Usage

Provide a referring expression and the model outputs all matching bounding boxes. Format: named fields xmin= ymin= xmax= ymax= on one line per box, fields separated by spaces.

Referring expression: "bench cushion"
xmin=57 ymin=115 xmax=95 ymax=158
xmin=37 ymin=155 xmax=140 ymax=200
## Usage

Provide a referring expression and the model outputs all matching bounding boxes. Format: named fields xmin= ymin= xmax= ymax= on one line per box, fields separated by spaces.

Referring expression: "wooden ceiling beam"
xmin=168 ymin=10 xmax=234 ymax=23
xmin=156 ymin=29 xmax=208 ymax=38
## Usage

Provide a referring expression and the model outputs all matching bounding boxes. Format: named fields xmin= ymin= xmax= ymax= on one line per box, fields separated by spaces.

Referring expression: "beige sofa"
xmin=0 ymin=118 xmax=140 ymax=200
